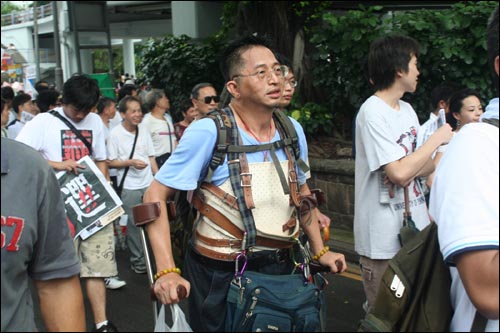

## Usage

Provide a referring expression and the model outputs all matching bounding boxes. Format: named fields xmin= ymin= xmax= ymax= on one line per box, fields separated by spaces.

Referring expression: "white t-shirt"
xmin=354 ymin=95 xmax=430 ymax=259
xmin=429 ymin=121 xmax=499 ymax=332
xmin=141 ymin=112 xmax=176 ymax=157
xmin=15 ymin=107 xmax=107 ymax=162
xmin=107 ymin=123 xmax=155 ymax=190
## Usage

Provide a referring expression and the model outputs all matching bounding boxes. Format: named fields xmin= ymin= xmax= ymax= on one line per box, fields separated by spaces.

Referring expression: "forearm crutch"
xmin=132 ymin=202 xmax=187 ymax=324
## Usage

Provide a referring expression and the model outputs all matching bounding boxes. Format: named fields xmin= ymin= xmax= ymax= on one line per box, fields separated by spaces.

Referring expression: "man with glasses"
xmin=190 ymin=82 xmax=219 ymax=117
xmin=143 ymin=35 xmax=346 ymax=331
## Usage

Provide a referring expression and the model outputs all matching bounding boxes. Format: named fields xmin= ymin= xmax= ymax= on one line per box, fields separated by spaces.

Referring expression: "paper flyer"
xmin=56 ymin=155 xmax=124 ymax=240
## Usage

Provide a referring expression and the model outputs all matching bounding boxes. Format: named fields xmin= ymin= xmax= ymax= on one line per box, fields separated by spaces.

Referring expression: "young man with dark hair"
xmin=354 ymin=35 xmax=453 ymax=313
xmin=429 ymin=6 xmax=499 ymax=331
xmin=7 ymin=93 xmax=38 ymax=139
xmin=16 ymin=74 xmax=119 ymax=332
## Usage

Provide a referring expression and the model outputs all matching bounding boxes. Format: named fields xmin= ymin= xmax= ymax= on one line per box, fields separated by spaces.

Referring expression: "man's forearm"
xmin=35 ymin=275 xmax=86 ymax=332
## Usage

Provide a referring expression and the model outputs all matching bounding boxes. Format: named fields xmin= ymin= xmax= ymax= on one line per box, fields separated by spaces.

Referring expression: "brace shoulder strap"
xmin=204 ymin=107 xmax=232 ymax=182
xmin=272 ymin=109 xmax=309 ymax=173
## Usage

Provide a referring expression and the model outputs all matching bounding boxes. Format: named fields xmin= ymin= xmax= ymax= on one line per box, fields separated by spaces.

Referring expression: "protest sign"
xmin=56 ymin=155 xmax=124 ymax=240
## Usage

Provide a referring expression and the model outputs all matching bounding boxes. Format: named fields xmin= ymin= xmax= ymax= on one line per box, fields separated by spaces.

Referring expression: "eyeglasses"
xmin=286 ymin=79 xmax=298 ymax=88
xmin=200 ymin=95 xmax=220 ymax=104
xmin=232 ymin=65 xmax=289 ymax=81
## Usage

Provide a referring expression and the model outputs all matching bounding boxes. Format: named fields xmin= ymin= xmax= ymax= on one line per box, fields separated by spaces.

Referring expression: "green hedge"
xmin=305 ymin=1 xmax=497 ymax=138
xmin=136 ymin=2 xmax=497 ymax=135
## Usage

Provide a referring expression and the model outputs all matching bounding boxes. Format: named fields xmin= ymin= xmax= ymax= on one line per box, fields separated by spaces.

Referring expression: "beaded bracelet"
xmin=312 ymin=246 xmax=330 ymax=261
xmin=154 ymin=267 xmax=181 ymax=281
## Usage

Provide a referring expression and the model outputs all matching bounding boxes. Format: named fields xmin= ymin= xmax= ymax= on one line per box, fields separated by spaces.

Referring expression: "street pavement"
xmin=34 ymin=247 xmax=365 ymax=332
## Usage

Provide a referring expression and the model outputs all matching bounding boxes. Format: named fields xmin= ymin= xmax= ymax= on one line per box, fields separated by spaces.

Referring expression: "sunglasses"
xmin=201 ymin=95 xmax=220 ymax=104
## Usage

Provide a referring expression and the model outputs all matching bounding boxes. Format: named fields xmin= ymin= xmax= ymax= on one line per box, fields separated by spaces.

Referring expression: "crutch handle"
xmin=150 ymin=285 xmax=187 ymax=300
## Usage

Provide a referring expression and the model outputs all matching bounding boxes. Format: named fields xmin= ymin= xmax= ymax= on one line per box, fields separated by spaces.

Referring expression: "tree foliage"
xmin=136 ymin=35 xmax=226 ymax=118
xmin=309 ymin=1 xmax=497 ymax=139
xmin=136 ymin=1 xmax=497 ymax=138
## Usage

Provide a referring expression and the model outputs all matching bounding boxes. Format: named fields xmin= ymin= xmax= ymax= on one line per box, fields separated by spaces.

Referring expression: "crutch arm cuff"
xmin=132 ymin=202 xmax=161 ymax=226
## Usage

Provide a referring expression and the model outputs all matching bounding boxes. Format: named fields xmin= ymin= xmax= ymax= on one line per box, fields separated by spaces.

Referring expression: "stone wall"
xmin=308 ymin=158 xmax=355 ymax=232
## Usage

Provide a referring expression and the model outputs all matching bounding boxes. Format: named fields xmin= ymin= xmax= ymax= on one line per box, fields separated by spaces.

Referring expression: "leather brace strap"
xmin=192 ymin=193 xmax=297 ymax=248
xmin=200 ymin=183 xmax=239 ymax=210
xmin=238 ymin=152 xmax=255 ymax=209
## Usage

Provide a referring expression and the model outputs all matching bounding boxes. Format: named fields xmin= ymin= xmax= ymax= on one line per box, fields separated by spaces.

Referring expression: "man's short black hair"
xmin=62 ymin=75 xmax=100 ymax=111
xmin=368 ymin=35 xmax=420 ymax=91
xmin=34 ymin=80 xmax=49 ymax=93
xmin=36 ymin=89 xmax=60 ymax=113
xmin=430 ymin=81 xmax=459 ymax=111
xmin=191 ymin=83 xmax=214 ymax=99
xmin=118 ymin=95 xmax=141 ymax=114
xmin=219 ymin=34 xmax=277 ymax=82
xmin=1 ymin=86 xmax=15 ymax=101
xmin=96 ymin=96 xmax=116 ymax=115
xmin=12 ymin=93 xmax=32 ymax=113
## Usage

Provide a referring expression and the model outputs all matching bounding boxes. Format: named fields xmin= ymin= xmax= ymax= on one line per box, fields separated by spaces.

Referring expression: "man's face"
xmin=121 ymin=100 xmax=143 ymax=127
xmin=279 ymin=69 xmax=296 ymax=109
xmin=106 ymin=102 xmax=117 ymax=119
xmin=20 ymin=99 xmax=38 ymax=115
xmin=157 ymin=94 xmax=170 ymax=111
xmin=185 ymin=106 xmax=198 ymax=123
xmin=193 ymin=86 xmax=218 ymax=116
xmin=400 ymin=55 xmax=420 ymax=93
xmin=234 ymin=46 xmax=284 ymax=109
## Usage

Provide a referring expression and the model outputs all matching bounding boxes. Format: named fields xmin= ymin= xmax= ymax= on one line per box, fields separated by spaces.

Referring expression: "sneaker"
xmin=94 ymin=320 xmax=118 ymax=332
xmin=104 ymin=276 xmax=126 ymax=290
xmin=130 ymin=264 xmax=147 ymax=274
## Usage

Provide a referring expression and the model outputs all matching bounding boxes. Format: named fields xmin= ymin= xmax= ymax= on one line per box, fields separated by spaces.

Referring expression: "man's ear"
xmin=226 ymin=81 xmax=239 ymax=98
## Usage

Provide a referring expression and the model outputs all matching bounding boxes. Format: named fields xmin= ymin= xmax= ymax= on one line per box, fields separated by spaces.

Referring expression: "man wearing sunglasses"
xmin=191 ymin=82 xmax=219 ymax=117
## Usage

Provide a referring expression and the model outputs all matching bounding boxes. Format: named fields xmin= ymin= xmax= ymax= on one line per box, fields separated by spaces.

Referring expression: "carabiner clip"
xmin=234 ymin=251 xmax=248 ymax=278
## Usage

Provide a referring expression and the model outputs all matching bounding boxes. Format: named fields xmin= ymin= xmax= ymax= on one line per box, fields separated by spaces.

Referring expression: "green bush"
xmin=308 ymin=2 xmax=497 ymax=138
xmin=136 ymin=34 xmax=226 ymax=119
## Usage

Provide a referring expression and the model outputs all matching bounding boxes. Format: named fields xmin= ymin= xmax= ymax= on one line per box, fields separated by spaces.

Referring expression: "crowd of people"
xmin=1 ymin=5 xmax=498 ymax=333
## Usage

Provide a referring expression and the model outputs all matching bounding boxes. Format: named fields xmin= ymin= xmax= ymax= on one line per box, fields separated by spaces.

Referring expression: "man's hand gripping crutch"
xmin=132 ymin=200 xmax=189 ymax=323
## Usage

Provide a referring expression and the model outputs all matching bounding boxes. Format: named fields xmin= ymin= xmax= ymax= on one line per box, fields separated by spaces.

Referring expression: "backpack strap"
xmin=482 ymin=117 xmax=499 ymax=128
xmin=273 ymin=109 xmax=310 ymax=174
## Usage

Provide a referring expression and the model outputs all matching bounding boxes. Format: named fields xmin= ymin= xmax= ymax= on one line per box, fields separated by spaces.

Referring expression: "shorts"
xmin=75 ymin=223 xmax=118 ymax=278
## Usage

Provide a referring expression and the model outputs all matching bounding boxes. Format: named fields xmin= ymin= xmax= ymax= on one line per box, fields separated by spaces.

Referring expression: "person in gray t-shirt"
xmin=1 ymin=138 xmax=84 ymax=332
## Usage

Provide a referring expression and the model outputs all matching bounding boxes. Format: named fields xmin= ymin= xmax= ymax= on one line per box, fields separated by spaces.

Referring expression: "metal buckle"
xmin=240 ymin=172 xmax=252 ymax=187
xmin=228 ymin=159 xmax=240 ymax=164
xmin=223 ymin=192 xmax=237 ymax=208
xmin=228 ymin=238 xmax=240 ymax=249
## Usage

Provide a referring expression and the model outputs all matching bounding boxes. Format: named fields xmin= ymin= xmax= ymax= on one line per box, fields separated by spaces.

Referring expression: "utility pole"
xmin=33 ymin=1 xmax=40 ymax=83
xmin=52 ymin=1 xmax=63 ymax=90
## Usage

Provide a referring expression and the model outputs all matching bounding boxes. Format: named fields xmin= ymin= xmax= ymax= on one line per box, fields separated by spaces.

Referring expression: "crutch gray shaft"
xmin=139 ymin=225 xmax=158 ymax=323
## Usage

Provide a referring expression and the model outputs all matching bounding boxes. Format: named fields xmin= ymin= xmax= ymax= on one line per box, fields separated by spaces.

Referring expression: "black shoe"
xmin=94 ymin=321 xmax=118 ymax=332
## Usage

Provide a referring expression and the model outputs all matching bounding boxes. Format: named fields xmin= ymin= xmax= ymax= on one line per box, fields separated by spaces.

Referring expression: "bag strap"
xmin=117 ymin=127 xmax=139 ymax=195
xmin=470 ymin=311 xmax=488 ymax=332
xmin=164 ymin=114 xmax=173 ymax=154
xmin=482 ymin=117 xmax=499 ymax=128
xmin=49 ymin=110 xmax=93 ymax=156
